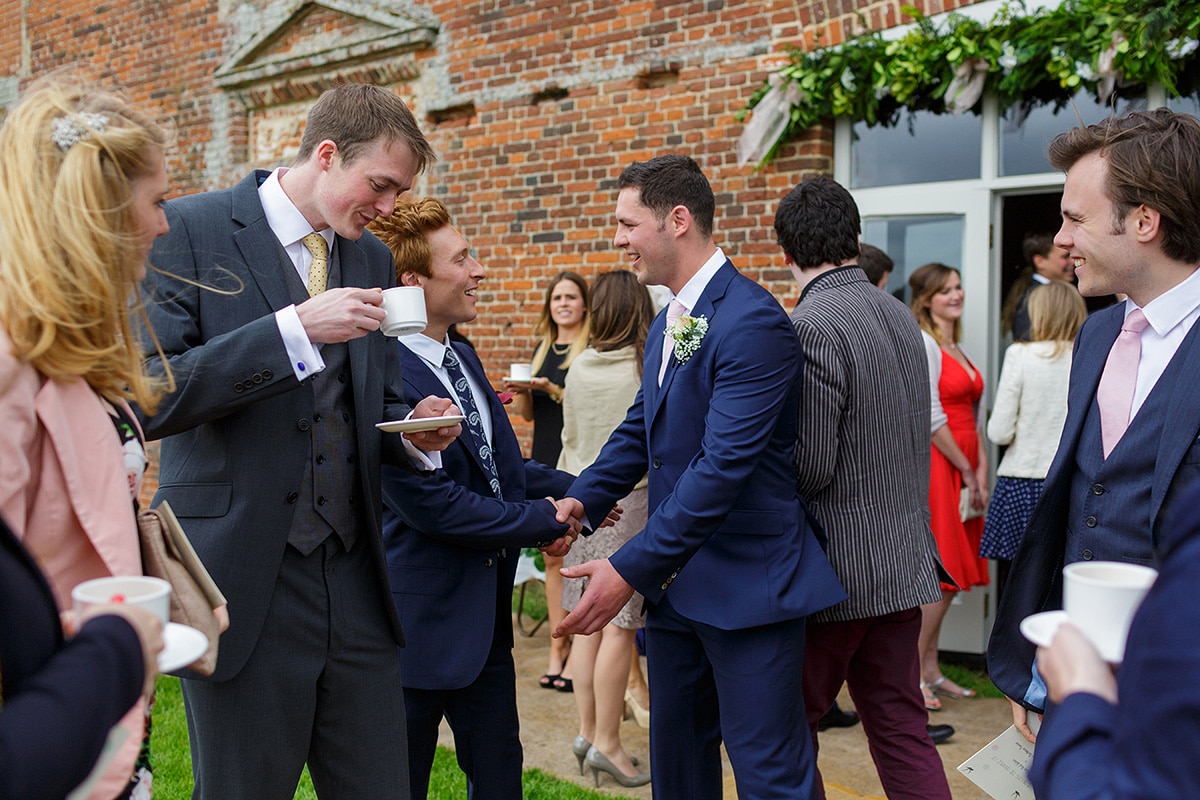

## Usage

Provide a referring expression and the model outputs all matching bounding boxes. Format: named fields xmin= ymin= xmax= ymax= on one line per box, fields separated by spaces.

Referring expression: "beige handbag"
xmin=137 ymin=501 xmax=227 ymax=675
xmin=959 ymin=486 xmax=986 ymax=522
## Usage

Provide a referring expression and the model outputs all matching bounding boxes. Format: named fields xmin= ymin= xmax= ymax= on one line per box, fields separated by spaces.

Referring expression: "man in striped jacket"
xmin=776 ymin=177 xmax=951 ymax=800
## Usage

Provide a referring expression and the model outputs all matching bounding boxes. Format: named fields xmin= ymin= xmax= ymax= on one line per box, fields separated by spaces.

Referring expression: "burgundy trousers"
xmin=803 ymin=607 xmax=952 ymax=800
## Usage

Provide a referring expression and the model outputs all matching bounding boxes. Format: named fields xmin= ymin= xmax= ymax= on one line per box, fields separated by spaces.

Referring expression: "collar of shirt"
xmin=1033 ymin=273 xmax=1052 ymax=285
xmin=1133 ymin=265 xmax=1200 ymax=338
xmin=1121 ymin=265 xmax=1200 ymax=418
xmin=668 ymin=247 xmax=727 ymax=314
xmin=399 ymin=333 xmax=494 ymax=444
xmin=258 ymin=168 xmax=334 ymax=277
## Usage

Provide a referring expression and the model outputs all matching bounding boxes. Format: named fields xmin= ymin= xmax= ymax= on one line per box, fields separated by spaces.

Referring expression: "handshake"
xmin=536 ymin=497 xmax=623 ymax=558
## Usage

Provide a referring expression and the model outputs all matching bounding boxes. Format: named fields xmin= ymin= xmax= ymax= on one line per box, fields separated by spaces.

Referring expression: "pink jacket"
xmin=0 ymin=325 xmax=146 ymax=800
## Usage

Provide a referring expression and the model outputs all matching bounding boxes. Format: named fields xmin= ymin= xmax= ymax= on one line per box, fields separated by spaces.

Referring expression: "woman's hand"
xmin=77 ymin=604 xmax=165 ymax=698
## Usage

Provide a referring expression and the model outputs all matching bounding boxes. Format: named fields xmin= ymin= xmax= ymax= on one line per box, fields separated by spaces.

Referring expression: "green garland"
xmin=740 ymin=0 xmax=1200 ymax=165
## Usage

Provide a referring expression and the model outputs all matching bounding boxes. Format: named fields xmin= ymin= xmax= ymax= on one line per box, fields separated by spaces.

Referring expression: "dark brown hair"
xmin=588 ymin=270 xmax=655 ymax=379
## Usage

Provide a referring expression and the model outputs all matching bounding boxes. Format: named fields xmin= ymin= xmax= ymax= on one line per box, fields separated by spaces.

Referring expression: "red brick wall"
xmin=4 ymin=0 xmax=981 ymax=454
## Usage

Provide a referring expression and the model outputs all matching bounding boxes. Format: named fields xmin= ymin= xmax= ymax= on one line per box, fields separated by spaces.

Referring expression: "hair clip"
xmin=51 ymin=112 xmax=110 ymax=151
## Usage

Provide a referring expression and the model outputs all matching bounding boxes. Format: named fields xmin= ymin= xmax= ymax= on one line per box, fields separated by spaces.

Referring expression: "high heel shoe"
xmin=920 ymin=681 xmax=942 ymax=711
xmin=586 ymin=745 xmax=651 ymax=788
xmin=624 ymin=689 xmax=650 ymax=729
xmin=572 ymin=735 xmax=590 ymax=775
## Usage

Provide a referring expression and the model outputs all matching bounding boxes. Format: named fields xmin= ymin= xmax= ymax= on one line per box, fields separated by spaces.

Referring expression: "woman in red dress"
xmin=909 ymin=263 xmax=989 ymax=710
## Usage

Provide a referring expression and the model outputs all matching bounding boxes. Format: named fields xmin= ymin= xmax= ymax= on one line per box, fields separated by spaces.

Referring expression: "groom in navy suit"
xmin=554 ymin=154 xmax=846 ymax=799
xmin=368 ymin=197 xmax=579 ymax=800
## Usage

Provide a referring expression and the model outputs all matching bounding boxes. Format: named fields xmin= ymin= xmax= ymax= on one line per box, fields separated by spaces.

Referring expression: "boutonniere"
xmin=666 ymin=314 xmax=709 ymax=364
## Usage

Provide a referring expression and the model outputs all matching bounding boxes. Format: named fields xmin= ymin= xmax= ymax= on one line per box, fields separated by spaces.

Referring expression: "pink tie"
xmin=658 ymin=299 xmax=687 ymax=386
xmin=1096 ymin=308 xmax=1150 ymax=458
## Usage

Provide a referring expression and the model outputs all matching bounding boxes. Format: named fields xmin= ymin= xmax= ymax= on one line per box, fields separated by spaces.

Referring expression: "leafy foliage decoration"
xmin=739 ymin=0 xmax=1200 ymax=165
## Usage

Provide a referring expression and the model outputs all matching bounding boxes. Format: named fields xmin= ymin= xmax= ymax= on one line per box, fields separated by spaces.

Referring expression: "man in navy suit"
xmin=554 ymin=154 xmax=846 ymax=799
xmin=988 ymin=109 xmax=1200 ymax=742
xmin=368 ymin=197 xmax=579 ymax=800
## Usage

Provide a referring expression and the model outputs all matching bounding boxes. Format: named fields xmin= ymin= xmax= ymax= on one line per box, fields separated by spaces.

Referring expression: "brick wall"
xmin=4 ymin=0 xmax=980 ymax=455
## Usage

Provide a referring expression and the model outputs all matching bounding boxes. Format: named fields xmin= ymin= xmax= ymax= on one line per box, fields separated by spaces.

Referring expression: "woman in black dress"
xmin=506 ymin=271 xmax=589 ymax=689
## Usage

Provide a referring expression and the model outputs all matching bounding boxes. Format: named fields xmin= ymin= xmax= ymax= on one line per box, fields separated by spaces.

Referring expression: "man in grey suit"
xmin=776 ymin=177 xmax=951 ymax=800
xmin=138 ymin=84 xmax=460 ymax=799
xmin=989 ymin=109 xmax=1200 ymax=743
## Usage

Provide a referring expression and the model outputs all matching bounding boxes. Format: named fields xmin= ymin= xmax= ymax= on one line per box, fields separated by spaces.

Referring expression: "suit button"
xmin=317 ymin=496 xmax=327 ymax=506
xmin=652 ymin=458 xmax=661 ymax=469
xmin=338 ymin=373 xmax=348 ymax=384
xmin=1085 ymin=516 xmax=1097 ymax=528
xmin=252 ymin=373 xmax=264 ymax=383
xmin=313 ymin=413 xmax=322 ymax=423
xmin=347 ymin=454 xmax=356 ymax=464
xmin=316 ymin=455 xmax=325 ymax=465
xmin=234 ymin=382 xmax=244 ymax=392
xmin=1082 ymin=549 xmax=1094 ymax=560
xmin=263 ymin=369 xmax=272 ymax=380
xmin=343 ymin=412 xmax=351 ymax=422
xmin=298 ymin=419 xmax=310 ymax=431
xmin=484 ymin=557 xmax=495 ymax=567
xmin=1092 ymin=483 xmax=1105 ymax=495
xmin=286 ymin=492 xmax=298 ymax=504
xmin=661 ymin=583 xmax=669 ymax=590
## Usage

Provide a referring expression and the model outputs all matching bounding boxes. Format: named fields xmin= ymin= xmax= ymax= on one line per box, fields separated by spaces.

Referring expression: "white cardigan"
xmin=987 ymin=340 xmax=1073 ymax=479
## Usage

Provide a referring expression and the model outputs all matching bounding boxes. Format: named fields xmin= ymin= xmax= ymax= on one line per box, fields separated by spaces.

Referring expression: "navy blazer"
xmin=568 ymin=261 xmax=846 ymax=630
xmin=139 ymin=171 xmax=412 ymax=681
xmin=989 ymin=302 xmax=1200 ymax=709
xmin=381 ymin=340 xmax=573 ymax=691
xmin=0 ymin=517 xmax=144 ymax=799
xmin=1028 ymin=480 xmax=1200 ymax=799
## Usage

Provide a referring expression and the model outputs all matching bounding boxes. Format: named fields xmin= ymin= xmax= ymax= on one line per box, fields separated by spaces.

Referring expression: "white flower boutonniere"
xmin=666 ymin=314 xmax=709 ymax=364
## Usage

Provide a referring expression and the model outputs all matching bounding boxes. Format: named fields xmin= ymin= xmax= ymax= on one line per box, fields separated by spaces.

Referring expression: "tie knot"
xmin=302 ymin=232 xmax=327 ymax=259
xmin=1123 ymin=308 xmax=1150 ymax=334
xmin=667 ymin=298 xmax=687 ymax=324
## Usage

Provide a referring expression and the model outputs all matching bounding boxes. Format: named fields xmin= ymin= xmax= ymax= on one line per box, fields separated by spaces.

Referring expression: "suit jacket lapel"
xmin=338 ymin=236 xmax=372 ymax=405
xmin=1058 ymin=307 xmax=1124 ymax=474
xmin=230 ymin=171 xmax=296 ymax=317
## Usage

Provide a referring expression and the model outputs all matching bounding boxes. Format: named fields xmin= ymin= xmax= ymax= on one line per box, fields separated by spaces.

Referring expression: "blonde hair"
xmin=531 ymin=271 xmax=590 ymax=372
xmin=0 ymin=82 xmax=171 ymax=411
xmin=908 ymin=262 xmax=962 ymax=345
xmin=1027 ymin=281 xmax=1087 ymax=357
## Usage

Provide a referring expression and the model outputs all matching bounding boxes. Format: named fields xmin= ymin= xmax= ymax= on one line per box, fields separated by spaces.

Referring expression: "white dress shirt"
xmin=258 ymin=168 xmax=330 ymax=381
xmin=399 ymin=333 xmax=495 ymax=447
xmin=659 ymin=247 xmax=727 ymax=371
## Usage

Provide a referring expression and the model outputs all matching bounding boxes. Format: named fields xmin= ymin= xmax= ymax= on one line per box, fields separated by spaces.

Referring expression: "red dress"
xmin=929 ymin=349 xmax=990 ymax=592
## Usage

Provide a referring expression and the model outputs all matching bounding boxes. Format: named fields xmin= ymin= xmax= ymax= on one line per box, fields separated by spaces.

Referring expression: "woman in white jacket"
xmin=982 ymin=281 xmax=1087 ymax=592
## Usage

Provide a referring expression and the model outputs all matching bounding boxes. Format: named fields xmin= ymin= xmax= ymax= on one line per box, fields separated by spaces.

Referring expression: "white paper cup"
xmin=380 ymin=286 xmax=426 ymax=337
xmin=72 ymin=575 xmax=172 ymax=625
xmin=1063 ymin=561 xmax=1157 ymax=662
xmin=509 ymin=363 xmax=532 ymax=381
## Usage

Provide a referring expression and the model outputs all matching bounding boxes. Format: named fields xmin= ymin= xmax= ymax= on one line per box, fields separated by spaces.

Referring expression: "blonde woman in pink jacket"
xmin=0 ymin=81 xmax=222 ymax=800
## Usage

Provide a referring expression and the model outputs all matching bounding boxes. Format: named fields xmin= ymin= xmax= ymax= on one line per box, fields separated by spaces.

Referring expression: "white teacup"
xmin=72 ymin=575 xmax=172 ymax=626
xmin=509 ymin=363 xmax=532 ymax=381
xmin=1063 ymin=561 xmax=1157 ymax=662
xmin=380 ymin=286 xmax=426 ymax=337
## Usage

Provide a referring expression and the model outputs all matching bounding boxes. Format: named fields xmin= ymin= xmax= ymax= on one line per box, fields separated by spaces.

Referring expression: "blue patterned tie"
xmin=442 ymin=346 xmax=503 ymax=499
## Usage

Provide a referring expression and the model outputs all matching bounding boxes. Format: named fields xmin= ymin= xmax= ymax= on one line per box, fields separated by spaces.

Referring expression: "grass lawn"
xmin=150 ymin=583 xmax=613 ymax=799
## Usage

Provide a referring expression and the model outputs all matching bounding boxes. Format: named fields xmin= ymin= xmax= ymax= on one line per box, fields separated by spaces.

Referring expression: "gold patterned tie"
xmin=302 ymin=233 xmax=328 ymax=296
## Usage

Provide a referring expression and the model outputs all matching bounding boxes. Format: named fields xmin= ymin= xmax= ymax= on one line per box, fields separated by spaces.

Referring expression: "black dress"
xmin=530 ymin=345 xmax=568 ymax=467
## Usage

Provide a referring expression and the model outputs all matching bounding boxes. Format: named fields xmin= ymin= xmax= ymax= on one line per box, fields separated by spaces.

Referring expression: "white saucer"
xmin=1019 ymin=610 xmax=1070 ymax=649
xmin=376 ymin=414 xmax=465 ymax=434
xmin=160 ymin=622 xmax=208 ymax=672
xmin=505 ymin=376 xmax=532 ymax=384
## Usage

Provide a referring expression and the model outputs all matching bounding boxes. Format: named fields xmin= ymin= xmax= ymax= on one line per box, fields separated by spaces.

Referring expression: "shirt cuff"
xmin=276 ymin=305 xmax=325 ymax=381
xmin=400 ymin=408 xmax=443 ymax=471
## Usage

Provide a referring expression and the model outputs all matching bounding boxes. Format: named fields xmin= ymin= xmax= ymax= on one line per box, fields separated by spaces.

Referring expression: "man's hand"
xmin=539 ymin=497 xmax=583 ymax=558
xmin=554 ymin=497 xmax=587 ymax=529
xmin=1009 ymin=698 xmax=1041 ymax=744
xmin=1037 ymin=622 xmax=1118 ymax=705
xmin=554 ymin=559 xmax=634 ymax=637
xmin=296 ymin=287 xmax=386 ymax=343
xmin=599 ymin=502 xmax=623 ymax=529
xmin=404 ymin=395 xmax=462 ymax=451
